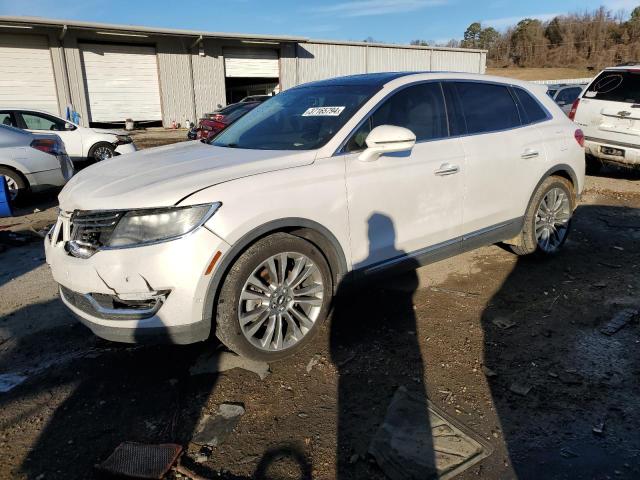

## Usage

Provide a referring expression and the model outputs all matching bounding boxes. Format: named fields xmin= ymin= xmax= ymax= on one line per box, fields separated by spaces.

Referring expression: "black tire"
xmin=216 ymin=232 xmax=333 ymax=362
xmin=510 ymin=176 xmax=575 ymax=256
xmin=585 ymin=154 xmax=603 ymax=175
xmin=88 ymin=142 xmax=116 ymax=162
xmin=0 ymin=167 xmax=28 ymax=204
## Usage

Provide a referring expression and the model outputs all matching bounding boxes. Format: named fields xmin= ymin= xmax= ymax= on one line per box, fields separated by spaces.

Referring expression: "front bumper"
xmin=45 ymin=218 xmax=231 ymax=344
xmin=115 ymin=142 xmax=137 ymax=155
xmin=584 ymin=137 xmax=640 ymax=166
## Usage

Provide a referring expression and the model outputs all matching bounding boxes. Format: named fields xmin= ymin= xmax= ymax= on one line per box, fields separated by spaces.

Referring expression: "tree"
xmin=545 ymin=17 xmax=563 ymax=46
xmin=479 ymin=27 xmax=500 ymax=49
xmin=462 ymin=22 xmax=482 ymax=48
xmin=410 ymin=39 xmax=429 ymax=46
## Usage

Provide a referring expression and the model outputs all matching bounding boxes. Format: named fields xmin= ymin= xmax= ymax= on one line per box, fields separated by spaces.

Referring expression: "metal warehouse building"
xmin=0 ymin=16 xmax=487 ymax=128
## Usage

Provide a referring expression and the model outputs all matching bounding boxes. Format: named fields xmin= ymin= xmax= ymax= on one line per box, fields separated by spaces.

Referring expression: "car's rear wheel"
xmin=0 ymin=167 xmax=28 ymax=203
xmin=510 ymin=176 xmax=574 ymax=256
xmin=216 ymin=232 xmax=333 ymax=361
xmin=89 ymin=142 xmax=115 ymax=162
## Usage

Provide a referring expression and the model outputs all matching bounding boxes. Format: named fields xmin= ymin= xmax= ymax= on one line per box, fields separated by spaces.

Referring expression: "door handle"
xmin=521 ymin=148 xmax=540 ymax=159
xmin=434 ymin=163 xmax=460 ymax=176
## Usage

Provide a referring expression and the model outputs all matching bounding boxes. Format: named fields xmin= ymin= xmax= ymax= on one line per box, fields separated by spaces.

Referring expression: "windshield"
xmin=212 ymin=85 xmax=377 ymax=150
xmin=584 ymin=70 xmax=640 ymax=103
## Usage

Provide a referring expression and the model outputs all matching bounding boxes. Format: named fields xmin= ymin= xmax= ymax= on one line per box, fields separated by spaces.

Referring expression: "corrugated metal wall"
xmin=5 ymin=28 xmax=486 ymax=127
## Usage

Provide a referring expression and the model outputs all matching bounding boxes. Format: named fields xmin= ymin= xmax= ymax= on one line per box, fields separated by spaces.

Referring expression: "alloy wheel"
xmin=238 ymin=251 xmax=324 ymax=352
xmin=535 ymin=187 xmax=571 ymax=253
xmin=94 ymin=146 xmax=114 ymax=161
xmin=2 ymin=175 xmax=18 ymax=201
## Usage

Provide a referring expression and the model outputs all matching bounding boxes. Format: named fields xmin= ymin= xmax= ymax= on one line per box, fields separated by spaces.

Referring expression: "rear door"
xmin=445 ymin=81 xmax=548 ymax=235
xmin=574 ymin=70 xmax=640 ymax=146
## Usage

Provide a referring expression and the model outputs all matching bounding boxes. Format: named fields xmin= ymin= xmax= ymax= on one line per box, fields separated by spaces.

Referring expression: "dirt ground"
xmin=0 ymin=134 xmax=639 ymax=479
xmin=486 ymin=68 xmax=593 ymax=81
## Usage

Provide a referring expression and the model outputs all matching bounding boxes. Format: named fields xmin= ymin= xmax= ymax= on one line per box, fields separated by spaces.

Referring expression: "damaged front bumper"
xmin=45 ymin=214 xmax=231 ymax=344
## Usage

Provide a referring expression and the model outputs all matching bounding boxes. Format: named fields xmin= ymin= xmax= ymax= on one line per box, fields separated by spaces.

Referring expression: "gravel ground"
xmin=0 ymin=137 xmax=639 ymax=479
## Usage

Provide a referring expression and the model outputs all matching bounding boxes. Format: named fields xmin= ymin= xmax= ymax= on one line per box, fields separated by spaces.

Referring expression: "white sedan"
xmin=0 ymin=124 xmax=74 ymax=202
xmin=0 ymin=109 xmax=136 ymax=164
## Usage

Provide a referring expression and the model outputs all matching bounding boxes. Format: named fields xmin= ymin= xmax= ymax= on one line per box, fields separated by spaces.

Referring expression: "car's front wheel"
xmin=510 ymin=176 xmax=575 ymax=256
xmin=89 ymin=142 xmax=115 ymax=162
xmin=216 ymin=233 xmax=333 ymax=361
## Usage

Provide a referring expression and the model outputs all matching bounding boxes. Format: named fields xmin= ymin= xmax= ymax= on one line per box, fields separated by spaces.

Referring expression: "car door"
xmin=18 ymin=111 xmax=83 ymax=160
xmin=342 ymin=82 xmax=465 ymax=270
xmin=444 ymin=81 xmax=548 ymax=236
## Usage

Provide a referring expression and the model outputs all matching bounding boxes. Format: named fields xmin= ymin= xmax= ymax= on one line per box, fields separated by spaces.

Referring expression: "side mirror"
xmin=358 ymin=125 xmax=416 ymax=162
xmin=65 ymin=123 xmax=77 ymax=131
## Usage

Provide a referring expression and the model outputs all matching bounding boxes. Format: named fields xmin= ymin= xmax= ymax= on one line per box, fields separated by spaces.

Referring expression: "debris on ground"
xmin=592 ymin=421 xmax=605 ymax=436
xmin=0 ymin=373 xmax=27 ymax=393
xmin=508 ymin=382 xmax=532 ymax=396
xmin=192 ymin=403 xmax=246 ymax=447
xmin=306 ymin=354 xmax=321 ymax=373
xmin=492 ymin=317 xmax=516 ymax=330
xmin=96 ymin=442 xmax=182 ymax=479
xmin=189 ymin=351 xmax=270 ymax=380
xmin=368 ymin=386 xmax=491 ymax=480
xmin=336 ymin=352 xmax=356 ymax=367
xmin=600 ymin=309 xmax=639 ymax=336
xmin=560 ymin=447 xmax=579 ymax=458
xmin=482 ymin=366 xmax=497 ymax=378
xmin=559 ymin=370 xmax=584 ymax=386
xmin=429 ymin=286 xmax=481 ymax=298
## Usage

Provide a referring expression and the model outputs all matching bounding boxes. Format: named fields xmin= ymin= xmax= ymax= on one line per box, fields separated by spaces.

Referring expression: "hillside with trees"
xmin=459 ymin=6 xmax=640 ymax=71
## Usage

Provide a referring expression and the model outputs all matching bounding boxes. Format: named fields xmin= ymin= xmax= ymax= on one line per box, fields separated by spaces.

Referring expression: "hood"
xmin=58 ymin=141 xmax=316 ymax=211
xmin=90 ymin=127 xmax=128 ymax=136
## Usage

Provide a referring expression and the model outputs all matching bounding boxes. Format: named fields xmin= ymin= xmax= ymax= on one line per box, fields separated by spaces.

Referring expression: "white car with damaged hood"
xmin=45 ymin=72 xmax=585 ymax=361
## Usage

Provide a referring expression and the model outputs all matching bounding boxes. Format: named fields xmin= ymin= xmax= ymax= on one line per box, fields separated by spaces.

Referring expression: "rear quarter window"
xmin=585 ymin=71 xmax=640 ymax=103
xmin=513 ymin=87 xmax=550 ymax=124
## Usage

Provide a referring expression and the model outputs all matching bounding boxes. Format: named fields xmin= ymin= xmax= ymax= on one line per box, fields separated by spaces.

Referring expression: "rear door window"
xmin=454 ymin=82 xmax=521 ymax=134
xmin=585 ymin=71 xmax=640 ymax=103
xmin=512 ymin=87 xmax=549 ymax=124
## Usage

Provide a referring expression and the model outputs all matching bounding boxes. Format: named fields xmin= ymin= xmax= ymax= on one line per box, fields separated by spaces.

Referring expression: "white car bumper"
xmin=115 ymin=142 xmax=137 ymax=156
xmin=44 ymin=216 xmax=231 ymax=344
xmin=584 ymin=137 xmax=640 ymax=166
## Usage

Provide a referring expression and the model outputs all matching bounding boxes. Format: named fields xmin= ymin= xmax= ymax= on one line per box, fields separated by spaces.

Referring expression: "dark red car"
xmin=188 ymin=101 xmax=261 ymax=141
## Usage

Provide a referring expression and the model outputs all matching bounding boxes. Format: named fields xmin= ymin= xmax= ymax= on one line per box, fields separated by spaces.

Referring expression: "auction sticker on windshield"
xmin=302 ymin=106 xmax=346 ymax=116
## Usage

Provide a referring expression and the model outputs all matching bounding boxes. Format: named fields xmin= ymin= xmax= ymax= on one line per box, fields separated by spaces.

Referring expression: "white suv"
xmin=570 ymin=66 xmax=640 ymax=173
xmin=45 ymin=73 xmax=585 ymax=361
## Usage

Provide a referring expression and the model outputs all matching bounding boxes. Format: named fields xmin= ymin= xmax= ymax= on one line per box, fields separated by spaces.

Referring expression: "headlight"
xmin=106 ymin=203 xmax=220 ymax=248
xmin=116 ymin=134 xmax=133 ymax=144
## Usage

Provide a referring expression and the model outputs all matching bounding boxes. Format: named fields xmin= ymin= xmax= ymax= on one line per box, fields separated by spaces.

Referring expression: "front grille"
xmin=70 ymin=210 xmax=124 ymax=250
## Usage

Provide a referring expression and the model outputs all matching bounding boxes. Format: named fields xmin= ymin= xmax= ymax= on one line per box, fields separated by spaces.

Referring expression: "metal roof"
xmin=0 ymin=16 xmax=487 ymax=53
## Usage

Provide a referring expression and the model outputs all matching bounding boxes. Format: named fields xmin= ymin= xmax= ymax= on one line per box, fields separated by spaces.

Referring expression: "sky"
xmin=0 ymin=0 xmax=638 ymax=44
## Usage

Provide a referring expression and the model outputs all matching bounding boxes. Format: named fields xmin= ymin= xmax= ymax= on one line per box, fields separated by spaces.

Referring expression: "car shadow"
xmin=480 ymin=204 xmax=640 ymax=479
xmin=330 ymin=213 xmax=435 ymax=478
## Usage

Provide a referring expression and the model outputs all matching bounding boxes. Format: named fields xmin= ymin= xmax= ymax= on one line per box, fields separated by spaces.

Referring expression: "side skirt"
xmin=352 ymin=217 xmax=523 ymax=283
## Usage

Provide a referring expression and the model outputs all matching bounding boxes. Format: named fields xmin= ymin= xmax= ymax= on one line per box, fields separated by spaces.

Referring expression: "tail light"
xmin=31 ymin=138 xmax=63 ymax=155
xmin=213 ymin=114 xmax=224 ymax=122
xmin=568 ymin=98 xmax=580 ymax=120
xmin=574 ymin=129 xmax=585 ymax=147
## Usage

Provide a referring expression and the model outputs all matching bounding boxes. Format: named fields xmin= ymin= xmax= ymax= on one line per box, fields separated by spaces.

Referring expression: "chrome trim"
xmin=364 ymin=237 xmax=460 ymax=275
xmin=462 ymin=219 xmax=518 ymax=241
xmin=333 ymin=79 xmax=554 ymax=157
xmin=83 ymin=292 xmax=164 ymax=318
xmin=584 ymin=136 xmax=640 ymax=150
